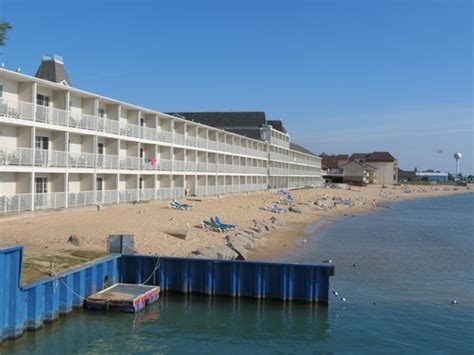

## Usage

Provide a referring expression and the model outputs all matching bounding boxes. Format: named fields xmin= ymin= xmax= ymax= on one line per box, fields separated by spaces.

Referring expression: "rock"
xmin=96 ymin=204 xmax=102 ymax=211
xmin=194 ymin=245 xmax=238 ymax=260
xmin=253 ymin=219 xmax=271 ymax=232
xmin=243 ymin=229 xmax=261 ymax=239
xmin=236 ymin=229 xmax=252 ymax=239
xmin=195 ymin=247 xmax=218 ymax=259
xmin=262 ymin=220 xmax=276 ymax=230
xmin=227 ymin=234 xmax=255 ymax=250
xmin=228 ymin=239 xmax=249 ymax=260
xmin=249 ymin=226 xmax=264 ymax=235
xmin=270 ymin=216 xmax=286 ymax=226
xmin=289 ymin=205 xmax=308 ymax=214
xmin=213 ymin=245 xmax=238 ymax=260
xmin=67 ymin=234 xmax=82 ymax=246
xmin=289 ymin=206 xmax=303 ymax=213
xmin=166 ymin=227 xmax=199 ymax=241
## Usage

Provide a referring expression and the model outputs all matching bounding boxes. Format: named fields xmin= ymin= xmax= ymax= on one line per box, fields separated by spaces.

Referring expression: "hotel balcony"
xmin=1 ymin=98 xmax=270 ymax=161
xmin=0 ymin=147 xmax=33 ymax=166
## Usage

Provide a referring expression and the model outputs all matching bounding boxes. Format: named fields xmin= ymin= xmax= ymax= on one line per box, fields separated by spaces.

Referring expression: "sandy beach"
xmin=0 ymin=184 xmax=470 ymax=281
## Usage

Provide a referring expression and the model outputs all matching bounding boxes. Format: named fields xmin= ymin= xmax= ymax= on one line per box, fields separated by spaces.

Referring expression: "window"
xmin=97 ymin=143 xmax=104 ymax=155
xmin=96 ymin=177 xmax=103 ymax=191
xmin=35 ymin=177 xmax=48 ymax=194
xmin=98 ymin=108 xmax=105 ymax=118
xmin=35 ymin=136 xmax=49 ymax=150
xmin=36 ymin=94 xmax=50 ymax=107
xmin=139 ymin=178 xmax=143 ymax=189
xmin=0 ymin=84 xmax=3 ymax=98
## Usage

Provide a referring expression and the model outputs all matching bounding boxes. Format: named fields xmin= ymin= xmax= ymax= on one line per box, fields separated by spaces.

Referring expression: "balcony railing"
xmin=68 ymin=191 xmax=95 ymax=208
xmin=0 ymin=147 xmax=33 ymax=166
xmin=0 ymin=193 xmax=32 ymax=213
xmin=34 ymin=192 xmax=67 ymax=210
xmin=0 ymin=147 xmax=274 ymax=175
xmin=119 ymin=156 xmax=141 ymax=170
xmin=35 ymin=149 xmax=68 ymax=167
xmin=69 ymin=152 xmax=95 ymax=168
xmin=96 ymin=154 xmax=119 ymax=169
xmin=1 ymin=98 xmax=271 ymax=160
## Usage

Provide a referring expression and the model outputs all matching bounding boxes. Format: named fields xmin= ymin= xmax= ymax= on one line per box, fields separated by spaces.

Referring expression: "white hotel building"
xmin=0 ymin=56 xmax=323 ymax=214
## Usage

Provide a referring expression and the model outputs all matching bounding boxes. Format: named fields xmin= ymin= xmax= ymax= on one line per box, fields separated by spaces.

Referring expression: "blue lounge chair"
xmin=201 ymin=218 xmax=229 ymax=233
xmin=169 ymin=199 xmax=193 ymax=210
xmin=213 ymin=216 xmax=238 ymax=230
xmin=266 ymin=203 xmax=288 ymax=214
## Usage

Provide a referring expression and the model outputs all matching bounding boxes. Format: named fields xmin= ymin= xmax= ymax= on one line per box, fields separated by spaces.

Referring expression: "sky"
xmin=1 ymin=0 xmax=472 ymax=173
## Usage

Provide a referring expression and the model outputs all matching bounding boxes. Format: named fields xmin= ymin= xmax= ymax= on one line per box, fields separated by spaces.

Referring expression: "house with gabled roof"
xmin=349 ymin=151 xmax=398 ymax=184
xmin=321 ymin=154 xmax=349 ymax=182
xmin=340 ymin=160 xmax=377 ymax=185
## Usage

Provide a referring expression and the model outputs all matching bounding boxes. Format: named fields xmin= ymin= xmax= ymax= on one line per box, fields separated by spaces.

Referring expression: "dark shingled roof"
xmin=169 ymin=112 xmax=267 ymax=128
xmin=365 ymin=151 xmax=396 ymax=162
xmin=350 ymin=152 xmax=396 ymax=163
xmin=267 ymin=120 xmax=287 ymax=133
xmin=290 ymin=143 xmax=318 ymax=157
xmin=341 ymin=160 xmax=377 ymax=170
xmin=35 ymin=56 xmax=71 ymax=86
xmin=349 ymin=153 xmax=370 ymax=161
xmin=321 ymin=154 xmax=349 ymax=169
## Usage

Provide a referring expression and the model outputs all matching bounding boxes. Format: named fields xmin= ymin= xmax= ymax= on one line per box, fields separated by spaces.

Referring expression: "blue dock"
xmin=0 ymin=245 xmax=334 ymax=344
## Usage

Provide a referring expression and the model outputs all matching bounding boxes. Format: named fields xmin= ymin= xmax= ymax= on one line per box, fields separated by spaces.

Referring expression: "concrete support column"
xmin=31 ymin=83 xmax=37 ymax=210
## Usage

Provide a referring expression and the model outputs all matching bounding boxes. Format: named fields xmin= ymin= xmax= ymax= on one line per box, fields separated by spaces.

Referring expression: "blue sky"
xmin=1 ymin=0 xmax=472 ymax=173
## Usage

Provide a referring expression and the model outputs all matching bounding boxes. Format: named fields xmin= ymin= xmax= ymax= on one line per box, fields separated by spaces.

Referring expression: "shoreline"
xmin=248 ymin=187 xmax=472 ymax=261
xmin=0 ymin=184 xmax=471 ymax=281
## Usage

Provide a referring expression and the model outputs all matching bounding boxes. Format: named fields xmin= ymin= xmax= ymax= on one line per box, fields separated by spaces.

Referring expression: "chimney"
xmin=35 ymin=55 xmax=72 ymax=86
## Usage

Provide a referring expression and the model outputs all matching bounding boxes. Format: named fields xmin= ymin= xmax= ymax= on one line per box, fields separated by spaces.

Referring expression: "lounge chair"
xmin=213 ymin=216 xmax=238 ymax=230
xmin=169 ymin=199 xmax=193 ymax=210
xmin=266 ymin=203 xmax=287 ymax=214
xmin=201 ymin=219 xmax=228 ymax=233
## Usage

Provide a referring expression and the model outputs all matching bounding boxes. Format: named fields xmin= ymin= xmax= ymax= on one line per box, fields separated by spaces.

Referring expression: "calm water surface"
xmin=2 ymin=193 xmax=473 ymax=353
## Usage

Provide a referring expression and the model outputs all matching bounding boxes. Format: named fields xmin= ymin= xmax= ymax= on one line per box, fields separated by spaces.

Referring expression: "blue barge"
xmin=0 ymin=245 xmax=335 ymax=344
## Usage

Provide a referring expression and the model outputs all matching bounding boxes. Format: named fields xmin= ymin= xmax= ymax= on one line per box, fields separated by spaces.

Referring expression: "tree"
xmin=0 ymin=21 xmax=13 ymax=47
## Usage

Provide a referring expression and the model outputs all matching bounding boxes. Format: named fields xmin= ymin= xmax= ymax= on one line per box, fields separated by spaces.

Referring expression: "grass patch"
xmin=22 ymin=249 xmax=109 ymax=284
xmin=67 ymin=250 xmax=109 ymax=260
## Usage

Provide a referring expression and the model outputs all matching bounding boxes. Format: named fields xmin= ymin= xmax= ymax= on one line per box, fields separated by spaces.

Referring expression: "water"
xmin=2 ymin=194 xmax=473 ymax=353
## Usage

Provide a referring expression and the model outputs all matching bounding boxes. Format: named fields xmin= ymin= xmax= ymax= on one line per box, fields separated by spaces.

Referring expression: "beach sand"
xmin=0 ymin=184 xmax=470 ymax=281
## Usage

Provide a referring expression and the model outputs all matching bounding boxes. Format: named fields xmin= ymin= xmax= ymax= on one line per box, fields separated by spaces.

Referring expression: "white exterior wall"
xmin=369 ymin=162 xmax=397 ymax=184
xmin=0 ymin=78 xmax=19 ymax=103
xmin=0 ymin=67 xmax=322 ymax=213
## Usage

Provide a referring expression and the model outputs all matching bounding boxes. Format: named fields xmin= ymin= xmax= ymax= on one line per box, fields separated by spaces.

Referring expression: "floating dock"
xmin=0 ymin=245 xmax=334 ymax=344
xmin=84 ymin=283 xmax=160 ymax=313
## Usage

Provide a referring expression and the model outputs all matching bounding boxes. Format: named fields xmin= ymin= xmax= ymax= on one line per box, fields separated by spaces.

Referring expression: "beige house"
xmin=348 ymin=152 xmax=398 ymax=184
xmin=340 ymin=160 xmax=377 ymax=185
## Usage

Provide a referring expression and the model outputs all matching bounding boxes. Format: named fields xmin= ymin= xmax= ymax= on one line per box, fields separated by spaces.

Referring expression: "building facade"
xmin=340 ymin=160 xmax=376 ymax=185
xmin=0 ymin=56 xmax=323 ymax=214
xmin=321 ymin=154 xmax=349 ymax=183
xmin=349 ymin=152 xmax=398 ymax=184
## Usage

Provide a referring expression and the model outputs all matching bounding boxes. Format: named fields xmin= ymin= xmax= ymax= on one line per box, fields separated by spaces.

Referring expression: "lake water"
xmin=2 ymin=193 xmax=473 ymax=353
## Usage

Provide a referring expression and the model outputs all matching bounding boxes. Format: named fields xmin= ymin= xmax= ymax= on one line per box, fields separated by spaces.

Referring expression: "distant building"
xmin=397 ymin=169 xmax=417 ymax=183
xmin=340 ymin=160 xmax=377 ymax=185
xmin=415 ymin=172 xmax=448 ymax=182
xmin=349 ymin=152 xmax=398 ymax=184
xmin=321 ymin=154 xmax=349 ymax=182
